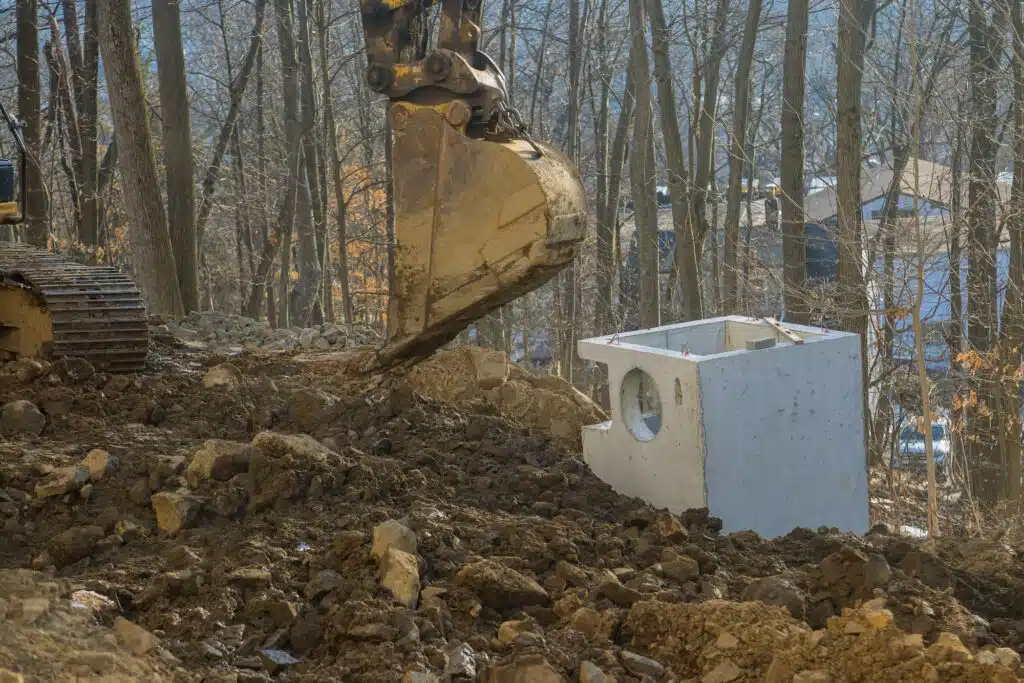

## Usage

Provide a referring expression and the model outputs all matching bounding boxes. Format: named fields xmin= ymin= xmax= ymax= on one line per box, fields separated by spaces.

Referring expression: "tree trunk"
xmin=722 ymin=0 xmax=761 ymax=313
xmin=152 ymin=0 xmax=197 ymax=312
xmin=294 ymin=0 xmax=321 ymax=325
xmin=629 ymin=0 xmax=659 ymax=329
xmin=274 ymin=0 xmax=303 ymax=328
xmin=80 ymin=0 xmax=100 ymax=246
xmin=966 ymin=0 xmax=1004 ymax=503
xmin=781 ymin=0 xmax=809 ymax=323
xmin=690 ymin=0 xmax=729 ymax=314
xmin=97 ymin=0 xmax=183 ymax=315
xmin=17 ymin=0 xmax=47 ymax=246
xmin=648 ymin=0 xmax=698 ymax=320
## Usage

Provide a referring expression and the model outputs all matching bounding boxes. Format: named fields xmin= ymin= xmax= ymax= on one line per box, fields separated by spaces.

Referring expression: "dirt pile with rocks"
xmin=1 ymin=324 xmax=1024 ymax=682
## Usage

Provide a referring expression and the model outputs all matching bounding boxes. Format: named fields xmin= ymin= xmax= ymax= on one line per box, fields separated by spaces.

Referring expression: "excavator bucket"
xmin=376 ymin=98 xmax=586 ymax=368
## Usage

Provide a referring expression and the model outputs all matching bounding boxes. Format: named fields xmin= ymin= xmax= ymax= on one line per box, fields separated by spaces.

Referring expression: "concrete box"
xmin=578 ymin=316 xmax=869 ymax=538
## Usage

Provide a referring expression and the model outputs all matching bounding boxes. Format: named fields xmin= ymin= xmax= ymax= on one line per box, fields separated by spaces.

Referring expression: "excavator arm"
xmin=359 ymin=0 xmax=587 ymax=369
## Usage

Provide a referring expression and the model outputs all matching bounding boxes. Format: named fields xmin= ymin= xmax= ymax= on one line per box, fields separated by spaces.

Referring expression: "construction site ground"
xmin=2 ymin=315 xmax=1024 ymax=683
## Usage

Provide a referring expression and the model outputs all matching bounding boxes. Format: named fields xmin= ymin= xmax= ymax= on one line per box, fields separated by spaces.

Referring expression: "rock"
xmin=579 ymin=662 xmax=614 ymax=683
xmin=151 ymin=491 xmax=201 ymax=535
xmin=12 ymin=358 xmax=44 ymax=383
xmin=187 ymin=440 xmax=255 ymax=488
xmin=35 ymin=466 xmax=89 ymax=498
xmin=444 ymin=643 xmax=477 ymax=679
xmin=993 ymin=647 xmax=1021 ymax=668
xmin=380 ymin=548 xmax=421 ymax=608
xmin=114 ymin=519 xmax=148 ymax=543
xmin=306 ymin=569 xmax=343 ymax=600
xmin=71 ymin=589 xmax=118 ymax=621
xmin=1 ymin=400 xmax=46 ymax=436
xmin=497 ymin=619 xmax=533 ymax=644
xmin=486 ymin=655 xmax=565 ymax=683
xmin=260 ymin=649 xmax=299 ymax=675
xmin=467 ymin=347 xmax=509 ymax=388
xmin=595 ymin=577 xmax=642 ymax=608
xmin=741 ymin=576 xmax=806 ymax=620
xmin=569 ymin=607 xmax=605 ymax=638
xmin=204 ymin=363 xmax=243 ymax=390
xmin=703 ymin=659 xmax=743 ymax=683
xmin=371 ymin=520 xmax=417 ymax=562
xmin=653 ymin=510 xmax=688 ymax=542
xmin=113 ymin=616 xmax=160 ymax=655
xmin=899 ymin=551 xmax=954 ymax=590
xmin=287 ymin=388 xmax=338 ymax=429
xmin=228 ymin=566 xmax=272 ymax=590
xmin=50 ymin=357 xmax=95 ymax=383
xmin=403 ymin=672 xmax=440 ymax=683
xmin=716 ymin=631 xmax=740 ymax=649
xmin=555 ymin=560 xmax=589 ymax=586
xmin=865 ymin=554 xmax=893 ymax=588
xmin=620 ymin=651 xmax=664 ymax=678
xmin=661 ymin=551 xmax=700 ymax=583
xmin=47 ymin=525 xmax=104 ymax=567
xmin=456 ymin=560 xmax=549 ymax=610
xmin=80 ymin=449 xmax=119 ymax=482
xmin=792 ymin=672 xmax=829 ymax=683
xmin=167 ymin=545 xmax=203 ymax=569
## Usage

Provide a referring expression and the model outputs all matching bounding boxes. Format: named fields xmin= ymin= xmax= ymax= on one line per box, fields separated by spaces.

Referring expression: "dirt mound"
xmin=0 ymin=568 xmax=186 ymax=682
xmin=406 ymin=346 xmax=607 ymax=448
xmin=1 ymin=333 xmax=1024 ymax=682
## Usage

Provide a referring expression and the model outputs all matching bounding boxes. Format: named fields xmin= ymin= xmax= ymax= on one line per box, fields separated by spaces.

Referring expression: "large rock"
xmin=286 ymin=388 xmax=338 ymax=430
xmin=371 ymin=520 xmax=417 ymax=562
xmin=203 ymin=363 xmax=243 ymax=390
xmin=46 ymin=525 xmax=104 ymax=567
xmin=485 ymin=655 xmax=565 ymax=683
xmin=742 ymin=576 xmax=806 ymax=620
xmin=80 ymin=449 xmax=119 ymax=482
xmin=1 ymin=400 xmax=46 ymax=436
xmin=380 ymin=548 xmax=420 ymax=608
xmin=113 ymin=617 xmax=160 ymax=655
xmin=456 ymin=560 xmax=549 ymax=610
xmin=248 ymin=431 xmax=351 ymax=511
xmin=49 ymin=357 xmax=95 ymax=384
xmin=187 ymin=440 xmax=255 ymax=488
xmin=35 ymin=466 xmax=89 ymax=498
xmin=11 ymin=358 xmax=44 ymax=383
xmin=151 ymin=491 xmax=201 ymax=535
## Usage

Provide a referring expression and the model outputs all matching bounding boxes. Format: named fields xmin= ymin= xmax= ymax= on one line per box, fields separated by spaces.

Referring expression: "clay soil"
xmin=3 ymin=329 xmax=1024 ymax=683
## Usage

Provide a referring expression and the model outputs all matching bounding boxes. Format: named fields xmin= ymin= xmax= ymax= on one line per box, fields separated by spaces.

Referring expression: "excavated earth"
xmin=2 ymin=321 xmax=1024 ymax=682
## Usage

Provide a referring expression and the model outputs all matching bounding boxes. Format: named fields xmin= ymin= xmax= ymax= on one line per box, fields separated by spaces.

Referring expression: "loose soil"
xmin=2 ymin=324 xmax=1024 ymax=682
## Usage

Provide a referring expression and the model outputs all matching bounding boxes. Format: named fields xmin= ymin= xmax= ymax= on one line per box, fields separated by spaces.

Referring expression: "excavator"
xmin=0 ymin=0 xmax=585 ymax=374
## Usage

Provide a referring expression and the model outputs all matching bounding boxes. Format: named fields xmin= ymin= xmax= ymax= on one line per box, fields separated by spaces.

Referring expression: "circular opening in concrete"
xmin=621 ymin=368 xmax=662 ymax=442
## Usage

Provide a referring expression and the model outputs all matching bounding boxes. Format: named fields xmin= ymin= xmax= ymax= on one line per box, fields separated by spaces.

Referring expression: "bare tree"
xmin=97 ymin=0 xmax=183 ymax=315
xmin=780 ymin=0 xmax=809 ymax=323
xmin=17 ymin=0 xmax=47 ymax=246
xmin=152 ymin=0 xmax=198 ymax=311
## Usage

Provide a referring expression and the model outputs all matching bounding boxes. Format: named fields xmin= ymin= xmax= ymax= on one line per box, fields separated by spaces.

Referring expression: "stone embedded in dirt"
xmin=71 ymin=589 xmax=119 ymax=622
xmin=166 ymin=545 xmax=203 ymax=570
xmin=791 ymin=671 xmax=829 ymax=683
xmin=228 ymin=566 xmax=272 ymax=590
xmin=332 ymin=529 xmax=367 ymax=561
xmin=978 ymin=648 xmax=1022 ymax=668
xmin=653 ymin=510 xmax=689 ymax=542
xmin=703 ymin=659 xmax=743 ymax=683
xmin=187 ymin=439 xmax=255 ymax=488
xmin=568 ymin=607 xmax=605 ymax=639
xmin=899 ymin=550 xmax=954 ymax=590
xmin=456 ymin=559 xmax=549 ymax=610
xmin=203 ymin=363 xmax=243 ymax=390
xmin=555 ymin=560 xmax=589 ymax=587
xmin=403 ymin=672 xmax=440 ymax=683
xmin=497 ymin=619 xmax=533 ymax=645
xmin=248 ymin=430 xmax=351 ymax=510
xmin=620 ymin=650 xmax=664 ymax=678
xmin=1 ymin=399 xmax=46 ymax=436
xmin=80 ymin=449 xmax=119 ymax=482
xmin=371 ymin=520 xmax=417 ymax=562
xmin=306 ymin=569 xmax=343 ymax=600
xmin=741 ymin=575 xmax=806 ymax=620
xmin=595 ymin=577 xmax=642 ymax=608
xmin=260 ymin=648 xmax=299 ymax=675
xmin=660 ymin=549 xmax=700 ymax=583
xmin=286 ymin=388 xmax=338 ymax=429
xmin=578 ymin=662 xmax=612 ymax=683
xmin=151 ymin=490 xmax=201 ymax=535
xmin=34 ymin=466 xmax=89 ymax=498
xmin=49 ymin=356 xmax=96 ymax=384
xmin=485 ymin=655 xmax=565 ymax=682
xmin=114 ymin=519 xmax=148 ymax=543
xmin=444 ymin=642 xmax=477 ymax=678
xmin=113 ymin=616 xmax=160 ymax=655
xmin=46 ymin=525 xmax=104 ymax=567
xmin=380 ymin=547 xmax=421 ymax=608
xmin=0 ymin=669 xmax=24 ymax=683
xmin=11 ymin=358 xmax=44 ymax=383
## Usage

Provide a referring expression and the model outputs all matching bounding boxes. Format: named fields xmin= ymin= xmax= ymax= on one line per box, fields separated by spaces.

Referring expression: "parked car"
xmin=892 ymin=418 xmax=950 ymax=474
